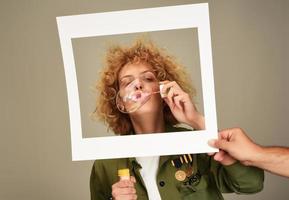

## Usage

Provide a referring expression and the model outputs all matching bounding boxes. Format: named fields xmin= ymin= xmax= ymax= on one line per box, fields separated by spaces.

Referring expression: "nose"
xmin=134 ymin=78 xmax=143 ymax=90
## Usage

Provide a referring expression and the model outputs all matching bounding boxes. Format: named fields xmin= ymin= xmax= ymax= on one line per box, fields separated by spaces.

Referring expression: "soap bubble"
xmin=116 ymin=78 xmax=160 ymax=113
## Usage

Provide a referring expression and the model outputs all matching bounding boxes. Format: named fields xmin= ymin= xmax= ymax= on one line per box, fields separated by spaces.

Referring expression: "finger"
xmin=207 ymin=152 xmax=216 ymax=156
xmin=214 ymin=139 xmax=231 ymax=151
xmin=214 ymin=150 xmax=226 ymax=161
xmin=115 ymin=194 xmax=137 ymax=200
xmin=159 ymin=80 xmax=170 ymax=84
xmin=113 ymin=187 xmax=136 ymax=196
xmin=161 ymin=81 xmax=182 ymax=97
xmin=218 ymin=129 xmax=233 ymax=140
xmin=112 ymin=180 xmax=135 ymax=189
xmin=165 ymin=87 xmax=176 ymax=108
xmin=162 ymin=95 xmax=172 ymax=109
xmin=162 ymin=81 xmax=182 ymax=91
xmin=172 ymin=95 xmax=184 ymax=110
xmin=208 ymin=139 xmax=217 ymax=148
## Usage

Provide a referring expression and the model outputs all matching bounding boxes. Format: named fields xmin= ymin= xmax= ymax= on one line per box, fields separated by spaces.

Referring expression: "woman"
xmin=90 ymin=39 xmax=264 ymax=200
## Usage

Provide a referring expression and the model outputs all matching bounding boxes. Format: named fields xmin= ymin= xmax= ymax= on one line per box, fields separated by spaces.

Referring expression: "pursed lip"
xmin=127 ymin=91 xmax=150 ymax=102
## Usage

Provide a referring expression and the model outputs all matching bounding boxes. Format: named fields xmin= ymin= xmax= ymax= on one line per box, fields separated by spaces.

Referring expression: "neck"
xmin=130 ymin=111 xmax=165 ymax=134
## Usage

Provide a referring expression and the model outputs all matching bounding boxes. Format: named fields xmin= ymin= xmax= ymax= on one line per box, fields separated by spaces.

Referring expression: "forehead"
xmin=118 ymin=62 xmax=153 ymax=80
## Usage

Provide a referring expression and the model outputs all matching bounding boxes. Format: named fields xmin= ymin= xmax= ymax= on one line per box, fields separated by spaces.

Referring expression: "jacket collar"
xmin=128 ymin=124 xmax=183 ymax=169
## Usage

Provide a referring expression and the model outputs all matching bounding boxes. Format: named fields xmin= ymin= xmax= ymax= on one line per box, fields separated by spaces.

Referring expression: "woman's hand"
xmin=111 ymin=176 xmax=137 ymax=200
xmin=160 ymin=81 xmax=205 ymax=130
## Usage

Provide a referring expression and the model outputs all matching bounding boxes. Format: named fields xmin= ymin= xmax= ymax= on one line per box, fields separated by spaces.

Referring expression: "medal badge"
xmin=172 ymin=154 xmax=195 ymax=182
xmin=175 ymin=170 xmax=187 ymax=181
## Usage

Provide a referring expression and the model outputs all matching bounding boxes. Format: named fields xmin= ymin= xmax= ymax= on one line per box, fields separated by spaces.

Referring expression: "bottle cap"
xmin=159 ymin=83 xmax=167 ymax=98
xmin=118 ymin=168 xmax=130 ymax=177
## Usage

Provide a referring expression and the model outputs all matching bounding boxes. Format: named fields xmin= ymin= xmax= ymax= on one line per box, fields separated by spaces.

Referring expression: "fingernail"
xmin=208 ymin=139 xmax=215 ymax=147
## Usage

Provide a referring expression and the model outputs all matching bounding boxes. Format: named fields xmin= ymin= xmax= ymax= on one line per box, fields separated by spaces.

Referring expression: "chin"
xmin=135 ymin=105 xmax=154 ymax=115
xmin=136 ymin=102 xmax=161 ymax=115
xmin=131 ymin=95 xmax=162 ymax=115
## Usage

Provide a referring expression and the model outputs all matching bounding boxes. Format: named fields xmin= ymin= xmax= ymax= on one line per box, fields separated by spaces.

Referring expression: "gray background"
xmin=1 ymin=0 xmax=288 ymax=200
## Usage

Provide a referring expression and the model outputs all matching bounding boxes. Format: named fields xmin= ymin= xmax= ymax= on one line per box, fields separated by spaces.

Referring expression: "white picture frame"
xmin=56 ymin=3 xmax=218 ymax=161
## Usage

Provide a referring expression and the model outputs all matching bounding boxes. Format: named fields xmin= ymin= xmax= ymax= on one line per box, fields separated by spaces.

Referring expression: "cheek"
xmin=153 ymin=84 xmax=159 ymax=92
xmin=144 ymin=82 xmax=159 ymax=93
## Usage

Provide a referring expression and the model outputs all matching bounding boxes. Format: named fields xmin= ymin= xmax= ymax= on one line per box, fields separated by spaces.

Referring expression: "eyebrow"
xmin=119 ymin=70 xmax=155 ymax=82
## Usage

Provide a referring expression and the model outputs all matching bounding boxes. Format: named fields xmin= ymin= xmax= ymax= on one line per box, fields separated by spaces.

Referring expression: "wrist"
xmin=245 ymin=145 xmax=265 ymax=167
xmin=189 ymin=114 xmax=205 ymax=130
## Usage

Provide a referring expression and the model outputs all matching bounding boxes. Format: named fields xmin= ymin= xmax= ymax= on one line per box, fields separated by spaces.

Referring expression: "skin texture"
xmin=112 ymin=62 xmax=237 ymax=199
xmin=209 ymin=128 xmax=289 ymax=178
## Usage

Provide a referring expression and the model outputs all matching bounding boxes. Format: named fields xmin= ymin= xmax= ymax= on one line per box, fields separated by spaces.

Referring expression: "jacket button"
xmin=159 ymin=181 xmax=165 ymax=187
xmin=189 ymin=175 xmax=199 ymax=184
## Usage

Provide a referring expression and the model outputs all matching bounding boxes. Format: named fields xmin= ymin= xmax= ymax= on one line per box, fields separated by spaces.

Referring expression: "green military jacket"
xmin=90 ymin=126 xmax=264 ymax=200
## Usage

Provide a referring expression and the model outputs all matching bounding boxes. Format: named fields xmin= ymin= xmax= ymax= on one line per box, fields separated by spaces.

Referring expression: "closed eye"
xmin=120 ymin=80 xmax=132 ymax=87
xmin=144 ymin=77 xmax=154 ymax=81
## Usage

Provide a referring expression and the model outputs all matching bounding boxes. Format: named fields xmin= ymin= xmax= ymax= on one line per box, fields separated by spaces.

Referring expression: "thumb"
xmin=163 ymin=96 xmax=174 ymax=109
xmin=214 ymin=139 xmax=231 ymax=151
xmin=208 ymin=139 xmax=230 ymax=151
